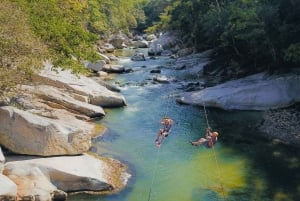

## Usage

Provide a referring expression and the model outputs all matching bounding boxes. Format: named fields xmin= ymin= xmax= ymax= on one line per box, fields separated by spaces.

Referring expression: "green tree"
xmin=277 ymin=0 xmax=300 ymax=67
xmin=91 ymin=0 xmax=146 ymax=34
xmin=149 ymin=0 xmax=300 ymax=74
xmin=13 ymin=0 xmax=147 ymax=73
xmin=221 ymin=1 xmax=269 ymax=71
xmin=18 ymin=0 xmax=99 ymax=73
xmin=142 ymin=0 xmax=175 ymax=32
xmin=0 ymin=0 xmax=46 ymax=102
xmin=0 ymin=0 xmax=148 ymax=101
xmin=285 ymin=43 xmax=300 ymax=64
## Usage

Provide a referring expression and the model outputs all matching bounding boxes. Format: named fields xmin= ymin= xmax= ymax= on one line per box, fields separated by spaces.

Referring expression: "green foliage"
xmin=285 ymin=43 xmax=300 ymax=64
xmin=145 ymin=1 xmax=177 ymax=33
xmin=0 ymin=0 xmax=147 ymax=100
xmin=10 ymin=0 xmax=147 ymax=72
xmin=0 ymin=0 xmax=46 ymax=101
xmin=199 ymin=3 xmax=228 ymax=49
xmin=143 ymin=0 xmax=176 ymax=33
xmin=221 ymin=1 xmax=270 ymax=71
xmin=169 ymin=0 xmax=194 ymax=33
xmin=17 ymin=0 xmax=99 ymax=71
xmin=91 ymin=0 xmax=146 ymax=34
xmin=149 ymin=0 xmax=300 ymax=74
xmin=86 ymin=0 xmax=109 ymax=34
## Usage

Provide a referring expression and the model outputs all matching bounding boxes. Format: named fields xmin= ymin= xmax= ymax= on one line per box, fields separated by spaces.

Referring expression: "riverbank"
xmin=0 ymin=61 xmax=129 ymax=200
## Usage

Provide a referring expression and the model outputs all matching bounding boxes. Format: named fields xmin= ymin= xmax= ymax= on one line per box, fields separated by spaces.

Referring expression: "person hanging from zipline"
xmin=190 ymin=127 xmax=219 ymax=148
xmin=155 ymin=117 xmax=173 ymax=147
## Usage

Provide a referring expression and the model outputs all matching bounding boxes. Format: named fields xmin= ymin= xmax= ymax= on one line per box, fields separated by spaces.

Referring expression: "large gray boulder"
xmin=3 ymin=154 xmax=130 ymax=200
xmin=97 ymin=53 xmax=111 ymax=64
xmin=171 ymin=52 xmax=211 ymax=73
xmin=20 ymin=85 xmax=105 ymax=118
xmin=151 ymin=32 xmax=181 ymax=51
xmin=4 ymin=163 xmax=66 ymax=201
xmin=145 ymin=34 xmax=157 ymax=41
xmin=148 ymin=43 xmax=163 ymax=56
xmin=102 ymin=64 xmax=125 ymax=73
xmin=109 ymin=34 xmax=129 ymax=49
xmin=132 ymin=40 xmax=149 ymax=48
xmin=0 ymin=174 xmax=17 ymax=201
xmin=84 ymin=60 xmax=106 ymax=72
xmin=0 ymin=106 xmax=92 ymax=156
xmin=131 ymin=52 xmax=146 ymax=61
xmin=177 ymin=48 xmax=194 ymax=57
xmin=153 ymin=75 xmax=171 ymax=83
xmin=177 ymin=73 xmax=300 ymax=110
xmin=34 ymin=64 xmax=126 ymax=107
xmin=100 ymin=43 xmax=115 ymax=53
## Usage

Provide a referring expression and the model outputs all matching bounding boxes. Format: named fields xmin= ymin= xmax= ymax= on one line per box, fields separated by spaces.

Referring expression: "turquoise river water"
xmin=71 ymin=49 xmax=300 ymax=201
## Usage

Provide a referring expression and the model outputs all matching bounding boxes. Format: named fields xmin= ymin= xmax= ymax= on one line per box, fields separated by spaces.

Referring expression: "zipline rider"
xmin=155 ymin=117 xmax=173 ymax=147
xmin=190 ymin=127 xmax=219 ymax=148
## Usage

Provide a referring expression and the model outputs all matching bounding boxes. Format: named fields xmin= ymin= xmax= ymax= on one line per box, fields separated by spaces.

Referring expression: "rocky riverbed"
xmin=259 ymin=104 xmax=300 ymax=147
xmin=0 ymin=62 xmax=129 ymax=200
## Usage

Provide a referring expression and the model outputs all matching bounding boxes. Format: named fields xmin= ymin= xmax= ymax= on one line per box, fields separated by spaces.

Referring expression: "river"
xmin=70 ymin=49 xmax=300 ymax=201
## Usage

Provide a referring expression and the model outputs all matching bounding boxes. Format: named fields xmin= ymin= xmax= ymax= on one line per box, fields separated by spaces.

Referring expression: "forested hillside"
xmin=1 ymin=0 xmax=299 ymax=102
xmin=0 ymin=0 xmax=146 ymax=102
xmin=145 ymin=0 xmax=300 ymax=75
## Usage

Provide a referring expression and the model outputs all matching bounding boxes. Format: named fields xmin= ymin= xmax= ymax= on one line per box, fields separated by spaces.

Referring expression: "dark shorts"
xmin=163 ymin=131 xmax=169 ymax=137
xmin=203 ymin=140 xmax=212 ymax=148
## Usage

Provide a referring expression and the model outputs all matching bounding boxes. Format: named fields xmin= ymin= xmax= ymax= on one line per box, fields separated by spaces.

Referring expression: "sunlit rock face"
xmin=177 ymin=73 xmax=300 ymax=110
xmin=20 ymin=85 xmax=105 ymax=118
xmin=34 ymin=64 xmax=126 ymax=107
xmin=0 ymin=106 xmax=92 ymax=156
xmin=3 ymin=154 xmax=130 ymax=200
xmin=0 ymin=174 xmax=17 ymax=200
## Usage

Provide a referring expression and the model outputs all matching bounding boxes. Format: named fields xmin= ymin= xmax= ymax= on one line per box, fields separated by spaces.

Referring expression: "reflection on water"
xmin=70 ymin=50 xmax=300 ymax=201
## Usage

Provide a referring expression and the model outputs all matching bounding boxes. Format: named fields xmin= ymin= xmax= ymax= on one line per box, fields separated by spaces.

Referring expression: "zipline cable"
xmin=148 ymin=91 xmax=172 ymax=201
xmin=203 ymin=102 xmax=226 ymax=201
xmin=163 ymin=91 xmax=173 ymax=118
xmin=147 ymin=134 xmax=163 ymax=201
xmin=203 ymin=101 xmax=211 ymax=129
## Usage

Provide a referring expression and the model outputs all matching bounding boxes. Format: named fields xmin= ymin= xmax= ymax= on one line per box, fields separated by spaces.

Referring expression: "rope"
xmin=211 ymin=145 xmax=226 ymax=201
xmin=147 ymin=140 xmax=163 ymax=201
xmin=148 ymin=91 xmax=172 ymax=201
xmin=163 ymin=92 xmax=172 ymax=118
xmin=203 ymin=102 xmax=210 ymax=129
xmin=203 ymin=102 xmax=226 ymax=201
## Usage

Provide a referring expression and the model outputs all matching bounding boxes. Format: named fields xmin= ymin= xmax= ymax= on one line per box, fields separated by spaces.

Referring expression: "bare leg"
xmin=155 ymin=129 xmax=163 ymax=144
xmin=190 ymin=138 xmax=207 ymax=146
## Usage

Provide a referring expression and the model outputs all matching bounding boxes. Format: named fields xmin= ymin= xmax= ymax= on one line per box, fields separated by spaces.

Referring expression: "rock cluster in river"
xmin=259 ymin=104 xmax=300 ymax=147
xmin=0 ymin=62 xmax=129 ymax=200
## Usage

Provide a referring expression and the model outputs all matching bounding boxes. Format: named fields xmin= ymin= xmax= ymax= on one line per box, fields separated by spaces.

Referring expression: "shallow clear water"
xmin=70 ymin=49 xmax=300 ymax=201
